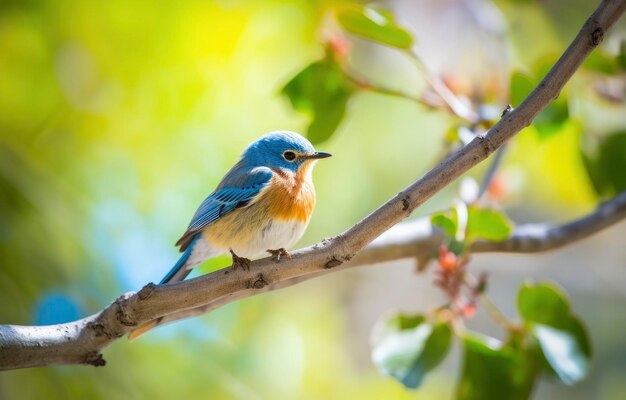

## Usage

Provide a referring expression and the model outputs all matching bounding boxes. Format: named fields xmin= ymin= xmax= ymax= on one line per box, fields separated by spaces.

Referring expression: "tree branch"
xmin=1 ymin=0 xmax=624 ymax=371
xmin=152 ymin=189 xmax=626 ymax=328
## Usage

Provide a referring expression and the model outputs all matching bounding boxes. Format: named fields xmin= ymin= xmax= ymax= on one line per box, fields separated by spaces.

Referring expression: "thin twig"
xmin=342 ymin=66 xmax=434 ymax=107
xmin=478 ymin=144 xmax=508 ymax=198
xmin=463 ymin=272 xmax=515 ymax=331
xmin=479 ymin=293 xmax=516 ymax=331
xmin=404 ymin=50 xmax=480 ymax=123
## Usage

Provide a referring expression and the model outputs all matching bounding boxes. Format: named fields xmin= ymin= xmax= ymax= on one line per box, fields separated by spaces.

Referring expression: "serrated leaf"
xmin=372 ymin=314 xmax=451 ymax=389
xmin=281 ymin=55 xmax=354 ymax=144
xmin=338 ymin=6 xmax=413 ymax=49
xmin=466 ymin=206 xmax=514 ymax=242
xmin=457 ymin=333 xmax=539 ymax=400
xmin=533 ymin=324 xmax=589 ymax=385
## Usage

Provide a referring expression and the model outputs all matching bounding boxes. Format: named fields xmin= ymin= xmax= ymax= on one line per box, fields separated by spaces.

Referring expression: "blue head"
xmin=242 ymin=131 xmax=331 ymax=172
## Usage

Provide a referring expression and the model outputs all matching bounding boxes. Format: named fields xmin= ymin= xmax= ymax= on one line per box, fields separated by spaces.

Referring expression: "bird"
xmin=128 ymin=131 xmax=331 ymax=339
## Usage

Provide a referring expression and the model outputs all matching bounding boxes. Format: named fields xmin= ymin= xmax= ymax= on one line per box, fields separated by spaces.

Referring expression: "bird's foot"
xmin=267 ymin=248 xmax=291 ymax=263
xmin=230 ymin=250 xmax=251 ymax=271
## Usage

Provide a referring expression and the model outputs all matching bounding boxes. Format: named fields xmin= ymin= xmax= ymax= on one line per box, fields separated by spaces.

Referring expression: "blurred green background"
xmin=1 ymin=0 xmax=626 ymax=399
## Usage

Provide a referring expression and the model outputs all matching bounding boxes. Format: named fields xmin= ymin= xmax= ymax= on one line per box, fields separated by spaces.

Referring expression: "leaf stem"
xmin=404 ymin=50 xmax=479 ymax=123
xmin=464 ymin=273 xmax=515 ymax=331
xmin=341 ymin=66 xmax=433 ymax=107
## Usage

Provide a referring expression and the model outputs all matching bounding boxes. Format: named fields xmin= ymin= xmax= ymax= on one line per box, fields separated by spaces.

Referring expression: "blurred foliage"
xmin=370 ymin=278 xmax=591 ymax=397
xmin=518 ymin=282 xmax=591 ymax=385
xmin=337 ymin=5 xmax=413 ymax=49
xmin=457 ymin=332 xmax=539 ymax=400
xmin=282 ymin=53 xmax=355 ymax=144
xmin=509 ymin=64 xmax=570 ymax=139
xmin=424 ymin=195 xmax=585 ymax=396
xmin=582 ymin=132 xmax=626 ymax=197
xmin=465 ymin=206 xmax=514 ymax=242
xmin=431 ymin=201 xmax=514 ymax=255
xmin=371 ymin=313 xmax=452 ymax=389
xmin=1 ymin=0 xmax=626 ymax=399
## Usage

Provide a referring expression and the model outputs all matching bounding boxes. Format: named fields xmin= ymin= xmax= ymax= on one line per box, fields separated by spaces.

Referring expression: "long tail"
xmin=159 ymin=235 xmax=199 ymax=284
xmin=128 ymin=235 xmax=199 ymax=341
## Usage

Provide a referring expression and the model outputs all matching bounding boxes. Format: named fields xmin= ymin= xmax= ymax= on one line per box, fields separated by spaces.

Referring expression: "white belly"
xmin=186 ymin=219 xmax=308 ymax=270
xmin=186 ymin=238 xmax=222 ymax=268
xmin=230 ymin=219 xmax=307 ymax=258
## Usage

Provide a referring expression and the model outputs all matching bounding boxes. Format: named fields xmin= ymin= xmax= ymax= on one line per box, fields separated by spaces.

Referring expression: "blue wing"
xmin=175 ymin=166 xmax=273 ymax=250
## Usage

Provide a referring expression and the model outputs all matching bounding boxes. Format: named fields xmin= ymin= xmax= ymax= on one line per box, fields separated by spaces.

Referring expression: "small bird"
xmin=128 ymin=131 xmax=331 ymax=339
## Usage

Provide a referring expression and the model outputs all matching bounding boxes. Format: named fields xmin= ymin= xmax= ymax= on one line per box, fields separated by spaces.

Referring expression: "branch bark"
xmin=142 ymin=190 xmax=626 ymax=329
xmin=1 ymin=0 xmax=625 ymax=371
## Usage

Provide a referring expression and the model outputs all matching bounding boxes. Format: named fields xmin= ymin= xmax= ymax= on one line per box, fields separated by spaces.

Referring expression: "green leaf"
xmin=582 ymin=51 xmax=619 ymax=74
xmin=371 ymin=314 xmax=451 ymax=389
xmin=431 ymin=212 xmax=457 ymax=238
xmin=533 ymin=324 xmax=589 ymax=385
xmin=517 ymin=282 xmax=592 ymax=385
xmin=395 ymin=313 xmax=426 ymax=330
xmin=534 ymin=97 xmax=569 ymax=139
xmin=466 ymin=206 xmax=514 ymax=242
xmin=431 ymin=210 xmax=465 ymax=254
xmin=517 ymin=282 xmax=570 ymax=327
xmin=281 ymin=55 xmax=354 ymax=144
xmin=448 ymin=239 xmax=466 ymax=256
xmin=337 ymin=6 xmax=413 ymax=49
xmin=510 ymin=71 xmax=534 ymax=107
xmin=457 ymin=333 xmax=539 ymax=400
xmin=582 ymin=132 xmax=626 ymax=197
xmin=421 ymin=322 xmax=453 ymax=372
xmin=566 ymin=316 xmax=592 ymax=358
xmin=511 ymin=62 xmax=569 ymax=139
xmin=531 ymin=58 xmax=570 ymax=139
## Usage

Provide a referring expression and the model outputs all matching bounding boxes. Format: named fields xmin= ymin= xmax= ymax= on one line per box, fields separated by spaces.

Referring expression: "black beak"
xmin=304 ymin=151 xmax=332 ymax=160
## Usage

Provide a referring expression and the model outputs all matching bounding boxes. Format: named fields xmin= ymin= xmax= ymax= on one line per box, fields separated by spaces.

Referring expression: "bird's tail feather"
xmin=128 ymin=234 xmax=199 ymax=341
xmin=160 ymin=234 xmax=199 ymax=284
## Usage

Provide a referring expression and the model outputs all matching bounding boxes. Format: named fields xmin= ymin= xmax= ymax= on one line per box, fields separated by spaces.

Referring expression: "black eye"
xmin=283 ymin=151 xmax=296 ymax=161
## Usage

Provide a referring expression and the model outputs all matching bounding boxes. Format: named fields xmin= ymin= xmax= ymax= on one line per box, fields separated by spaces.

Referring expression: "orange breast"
xmin=263 ymin=163 xmax=316 ymax=223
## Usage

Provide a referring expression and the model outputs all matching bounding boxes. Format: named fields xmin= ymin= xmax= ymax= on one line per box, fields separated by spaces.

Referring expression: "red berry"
xmin=439 ymin=246 xmax=458 ymax=270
